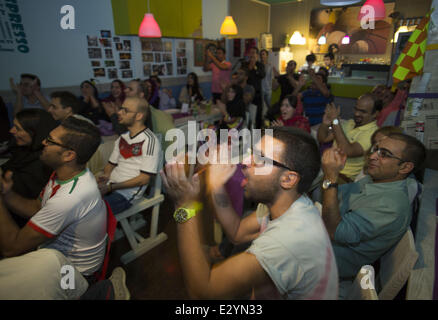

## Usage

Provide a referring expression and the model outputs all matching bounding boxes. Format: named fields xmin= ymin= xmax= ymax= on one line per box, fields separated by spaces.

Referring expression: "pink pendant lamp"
xmin=357 ymin=0 xmax=386 ymax=21
xmin=139 ymin=0 xmax=162 ymax=38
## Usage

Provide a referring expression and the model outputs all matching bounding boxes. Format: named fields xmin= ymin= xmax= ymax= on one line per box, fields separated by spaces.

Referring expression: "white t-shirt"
xmin=247 ymin=195 xmax=339 ymax=299
xmin=28 ymin=169 xmax=107 ymax=275
xmin=108 ymin=128 xmax=160 ymax=202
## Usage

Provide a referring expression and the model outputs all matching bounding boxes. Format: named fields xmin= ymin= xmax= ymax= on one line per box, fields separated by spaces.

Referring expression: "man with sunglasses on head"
xmin=98 ymin=96 xmax=160 ymax=214
xmin=317 ymin=93 xmax=381 ymax=183
xmin=0 ymin=117 xmax=107 ymax=296
xmin=321 ymin=133 xmax=426 ymax=292
xmin=161 ymin=127 xmax=338 ymax=299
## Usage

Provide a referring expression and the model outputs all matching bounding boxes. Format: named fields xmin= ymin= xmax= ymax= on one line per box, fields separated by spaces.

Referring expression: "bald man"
xmin=98 ymin=97 xmax=161 ymax=214
xmin=317 ymin=94 xmax=381 ymax=182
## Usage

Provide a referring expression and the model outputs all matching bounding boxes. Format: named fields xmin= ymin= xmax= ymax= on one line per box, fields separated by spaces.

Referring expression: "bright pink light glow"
xmin=139 ymin=13 xmax=162 ymax=38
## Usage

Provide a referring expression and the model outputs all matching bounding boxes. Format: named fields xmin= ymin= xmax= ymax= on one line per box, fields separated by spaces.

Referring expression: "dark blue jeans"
xmin=104 ymin=192 xmax=132 ymax=215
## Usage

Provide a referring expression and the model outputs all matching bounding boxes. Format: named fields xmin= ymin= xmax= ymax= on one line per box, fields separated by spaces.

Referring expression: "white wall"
xmin=1 ymin=0 xmax=211 ymax=95
xmin=202 ymin=0 xmax=228 ymax=40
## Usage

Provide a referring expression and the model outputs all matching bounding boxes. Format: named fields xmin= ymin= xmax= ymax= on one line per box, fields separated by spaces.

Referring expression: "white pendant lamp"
xmin=341 ymin=34 xmax=350 ymax=44
xmin=289 ymin=31 xmax=306 ymax=45
xmin=318 ymin=34 xmax=327 ymax=45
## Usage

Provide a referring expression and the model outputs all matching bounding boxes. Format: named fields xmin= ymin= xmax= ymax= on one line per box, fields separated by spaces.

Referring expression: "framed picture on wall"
xmin=93 ymin=68 xmax=105 ymax=77
xmin=108 ymin=68 xmax=118 ymax=79
xmin=122 ymin=70 xmax=133 ymax=78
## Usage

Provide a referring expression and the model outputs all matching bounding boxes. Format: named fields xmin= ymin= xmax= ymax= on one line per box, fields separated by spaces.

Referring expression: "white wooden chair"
xmin=377 ymin=228 xmax=419 ymax=300
xmin=114 ymin=147 xmax=168 ymax=265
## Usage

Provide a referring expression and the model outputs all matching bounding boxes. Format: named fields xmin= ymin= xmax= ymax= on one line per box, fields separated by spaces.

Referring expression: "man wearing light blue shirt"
xmin=321 ymin=132 xmax=426 ymax=280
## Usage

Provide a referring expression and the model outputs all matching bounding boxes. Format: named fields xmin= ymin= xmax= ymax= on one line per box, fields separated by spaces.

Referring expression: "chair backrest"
xmin=346 ymin=265 xmax=379 ymax=300
xmin=244 ymin=110 xmax=250 ymax=129
xmin=377 ymin=228 xmax=419 ymax=300
xmin=249 ymin=104 xmax=257 ymax=130
xmin=146 ymin=133 xmax=164 ymax=199
xmin=95 ymin=200 xmax=118 ymax=281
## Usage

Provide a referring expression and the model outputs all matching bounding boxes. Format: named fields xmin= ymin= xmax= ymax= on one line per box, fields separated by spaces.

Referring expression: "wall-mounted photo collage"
xmin=86 ymin=30 xmax=133 ymax=80
xmin=140 ymin=38 xmax=178 ymax=77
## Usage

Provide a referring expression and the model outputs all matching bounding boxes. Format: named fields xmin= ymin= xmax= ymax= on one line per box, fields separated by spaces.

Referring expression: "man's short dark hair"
xmin=270 ymin=127 xmax=321 ymax=194
xmin=387 ymin=132 xmax=426 ymax=173
xmin=217 ymin=47 xmax=226 ymax=54
xmin=260 ymin=49 xmax=269 ymax=56
xmin=50 ymin=91 xmax=83 ymax=114
xmin=250 ymin=47 xmax=259 ymax=54
xmin=361 ymin=92 xmax=383 ymax=114
xmin=238 ymin=66 xmax=250 ymax=78
xmin=324 ymin=53 xmax=334 ymax=60
xmin=60 ymin=117 xmax=101 ymax=165
xmin=306 ymin=54 xmax=316 ymax=64
xmin=21 ymin=73 xmax=41 ymax=87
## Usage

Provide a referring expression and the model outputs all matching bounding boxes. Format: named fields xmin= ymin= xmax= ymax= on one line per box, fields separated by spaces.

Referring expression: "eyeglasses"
xmin=370 ymin=145 xmax=405 ymax=163
xmin=245 ymin=147 xmax=296 ymax=172
xmin=119 ymin=106 xmax=137 ymax=114
xmin=44 ymin=136 xmax=73 ymax=150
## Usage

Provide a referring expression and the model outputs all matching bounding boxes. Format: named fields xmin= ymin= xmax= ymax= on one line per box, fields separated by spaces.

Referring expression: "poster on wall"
xmin=309 ymin=3 xmax=395 ymax=54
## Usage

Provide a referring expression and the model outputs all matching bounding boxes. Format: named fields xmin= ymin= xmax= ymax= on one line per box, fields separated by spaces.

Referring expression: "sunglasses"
xmin=44 ymin=136 xmax=73 ymax=150
xmin=245 ymin=147 xmax=296 ymax=172
xmin=370 ymin=144 xmax=404 ymax=163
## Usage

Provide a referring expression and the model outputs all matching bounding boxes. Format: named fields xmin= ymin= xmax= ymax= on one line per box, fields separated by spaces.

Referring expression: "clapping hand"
xmin=323 ymin=102 xmax=340 ymax=125
xmin=160 ymin=162 xmax=201 ymax=209
xmin=0 ymin=171 xmax=14 ymax=195
xmin=205 ymin=143 xmax=237 ymax=192
xmin=9 ymin=78 xmax=21 ymax=96
xmin=271 ymin=119 xmax=284 ymax=127
xmin=322 ymin=147 xmax=347 ymax=180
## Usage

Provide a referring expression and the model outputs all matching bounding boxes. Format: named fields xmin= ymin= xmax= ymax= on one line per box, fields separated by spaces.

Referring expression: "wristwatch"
xmin=332 ymin=118 xmax=339 ymax=126
xmin=322 ymin=179 xmax=338 ymax=190
xmin=173 ymin=202 xmax=203 ymax=223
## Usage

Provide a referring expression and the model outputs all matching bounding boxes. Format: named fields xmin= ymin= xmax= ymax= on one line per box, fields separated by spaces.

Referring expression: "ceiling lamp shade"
xmin=289 ymin=31 xmax=306 ymax=45
xmin=320 ymin=0 xmax=361 ymax=6
xmin=357 ymin=0 xmax=386 ymax=21
xmin=139 ymin=13 xmax=162 ymax=37
xmin=341 ymin=34 xmax=350 ymax=44
xmin=318 ymin=34 xmax=327 ymax=45
xmin=220 ymin=16 xmax=238 ymax=35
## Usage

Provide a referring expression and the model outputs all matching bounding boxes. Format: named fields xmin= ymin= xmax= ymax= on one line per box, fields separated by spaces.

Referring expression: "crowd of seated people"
xmin=0 ymin=44 xmax=425 ymax=301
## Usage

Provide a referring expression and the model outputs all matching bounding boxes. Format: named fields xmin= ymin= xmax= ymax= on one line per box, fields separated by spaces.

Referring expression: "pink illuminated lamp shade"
xmin=139 ymin=13 xmax=162 ymax=38
xmin=357 ymin=0 xmax=386 ymax=21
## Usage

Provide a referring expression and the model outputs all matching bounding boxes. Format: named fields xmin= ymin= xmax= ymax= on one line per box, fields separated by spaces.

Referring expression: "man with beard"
xmin=320 ymin=133 xmax=425 ymax=285
xmin=161 ymin=127 xmax=339 ymax=299
xmin=317 ymin=93 xmax=380 ymax=183
xmin=98 ymin=97 xmax=160 ymax=214
xmin=0 ymin=117 xmax=106 ymax=275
